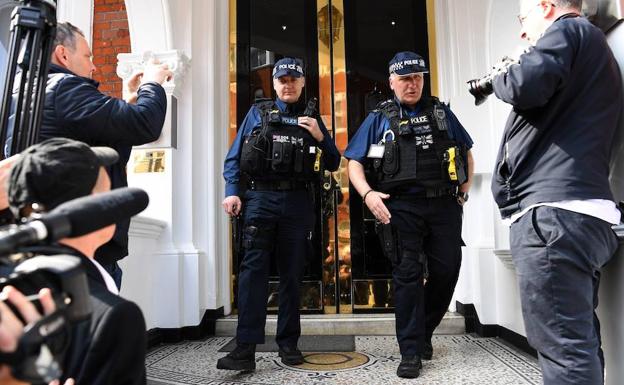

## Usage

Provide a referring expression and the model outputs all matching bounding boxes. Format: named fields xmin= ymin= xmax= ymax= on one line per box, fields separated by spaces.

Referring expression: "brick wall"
xmin=92 ymin=0 xmax=130 ymax=98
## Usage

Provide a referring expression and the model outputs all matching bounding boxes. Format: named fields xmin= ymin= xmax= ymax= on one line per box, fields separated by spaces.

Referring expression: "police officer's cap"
xmin=388 ymin=51 xmax=429 ymax=76
xmin=272 ymin=57 xmax=305 ymax=78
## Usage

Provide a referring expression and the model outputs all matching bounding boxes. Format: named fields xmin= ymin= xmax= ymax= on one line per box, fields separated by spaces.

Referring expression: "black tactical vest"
xmin=371 ymin=97 xmax=468 ymax=191
xmin=240 ymin=99 xmax=323 ymax=182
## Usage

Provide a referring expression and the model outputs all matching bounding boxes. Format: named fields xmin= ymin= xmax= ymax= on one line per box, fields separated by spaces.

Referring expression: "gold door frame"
xmin=317 ymin=0 xmax=350 ymax=314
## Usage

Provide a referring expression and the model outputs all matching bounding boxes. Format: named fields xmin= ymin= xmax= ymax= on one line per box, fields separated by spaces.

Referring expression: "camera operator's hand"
xmin=0 ymin=286 xmax=60 ymax=385
xmin=0 ymin=286 xmax=55 ymax=353
xmin=222 ymin=196 xmax=242 ymax=216
xmin=141 ymin=59 xmax=173 ymax=85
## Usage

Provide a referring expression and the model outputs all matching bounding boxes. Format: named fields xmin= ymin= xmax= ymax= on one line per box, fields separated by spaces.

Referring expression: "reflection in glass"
xmin=228 ymin=0 xmax=237 ymax=144
xmin=344 ymin=0 xmax=431 ymax=312
xmin=232 ymin=0 xmax=323 ymax=314
xmin=353 ymin=279 xmax=394 ymax=310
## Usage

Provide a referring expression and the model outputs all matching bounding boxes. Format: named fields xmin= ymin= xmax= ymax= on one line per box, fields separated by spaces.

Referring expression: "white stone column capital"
xmin=116 ymin=50 xmax=190 ymax=98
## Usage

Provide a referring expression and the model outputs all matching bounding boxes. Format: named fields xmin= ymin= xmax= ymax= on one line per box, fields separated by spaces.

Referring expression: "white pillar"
xmin=56 ymin=0 xmax=94 ymax=46
xmin=433 ymin=0 xmax=527 ymax=336
xmin=116 ymin=49 xmax=204 ymax=329
xmin=117 ymin=0 xmax=231 ymax=327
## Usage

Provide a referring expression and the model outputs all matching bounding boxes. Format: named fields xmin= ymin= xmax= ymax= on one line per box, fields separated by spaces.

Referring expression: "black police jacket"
xmin=8 ymin=64 xmax=167 ymax=265
xmin=490 ymin=15 xmax=622 ymax=218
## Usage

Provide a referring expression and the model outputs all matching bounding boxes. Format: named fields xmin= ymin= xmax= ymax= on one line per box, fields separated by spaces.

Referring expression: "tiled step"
xmin=215 ymin=312 xmax=465 ymax=336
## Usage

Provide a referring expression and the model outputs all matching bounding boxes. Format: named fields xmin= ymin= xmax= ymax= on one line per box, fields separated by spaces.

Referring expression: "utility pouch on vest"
xmin=382 ymin=141 xmax=399 ymax=175
xmin=240 ymin=133 xmax=266 ymax=174
xmin=298 ymin=145 xmax=318 ymax=177
xmin=272 ymin=141 xmax=293 ymax=172
xmin=443 ymin=146 xmax=468 ymax=185
xmin=294 ymin=147 xmax=304 ymax=173
xmin=444 ymin=147 xmax=458 ymax=182
xmin=373 ymin=158 xmax=382 ymax=171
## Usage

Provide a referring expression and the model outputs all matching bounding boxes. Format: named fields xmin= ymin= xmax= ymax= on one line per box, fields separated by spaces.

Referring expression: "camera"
xmin=467 ymin=76 xmax=494 ymax=106
xmin=0 ymin=248 xmax=91 ymax=383
xmin=467 ymin=49 xmax=527 ymax=106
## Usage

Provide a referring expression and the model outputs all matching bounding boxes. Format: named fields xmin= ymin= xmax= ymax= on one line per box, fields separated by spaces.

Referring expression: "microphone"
xmin=0 ymin=187 xmax=149 ymax=255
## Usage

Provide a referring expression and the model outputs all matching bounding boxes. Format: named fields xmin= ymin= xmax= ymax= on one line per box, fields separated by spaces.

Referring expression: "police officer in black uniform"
xmin=218 ymin=58 xmax=341 ymax=371
xmin=345 ymin=51 xmax=474 ymax=379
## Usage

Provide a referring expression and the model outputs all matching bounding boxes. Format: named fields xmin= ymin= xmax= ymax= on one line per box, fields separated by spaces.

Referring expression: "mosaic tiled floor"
xmin=146 ymin=335 xmax=542 ymax=385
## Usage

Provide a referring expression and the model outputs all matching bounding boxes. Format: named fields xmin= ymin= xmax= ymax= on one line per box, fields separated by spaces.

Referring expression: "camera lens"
xmin=467 ymin=77 xmax=493 ymax=106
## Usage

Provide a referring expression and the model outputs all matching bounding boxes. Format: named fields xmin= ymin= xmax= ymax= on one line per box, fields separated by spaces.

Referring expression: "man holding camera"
xmin=488 ymin=1 xmax=622 ymax=383
xmin=345 ymin=51 xmax=473 ymax=379
xmin=218 ymin=57 xmax=340 ymax=371
xmin=6 ymin=138 xmax=147 ymax=385
xmin=8 ymin=22 xmax=172 ymax=289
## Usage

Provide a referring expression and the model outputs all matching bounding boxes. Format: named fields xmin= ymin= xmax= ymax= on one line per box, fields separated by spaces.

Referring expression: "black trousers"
xmin=510 ymin=206 xmax=618 ymax=385
xmin=385 ymin=195 xmax=463 ymax=357
xmin=236 ymin=190 xmax=313 ymax=347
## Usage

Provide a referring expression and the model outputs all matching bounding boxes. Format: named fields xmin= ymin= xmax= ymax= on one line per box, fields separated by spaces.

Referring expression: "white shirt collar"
xmin=89 ymin=258 xmax=119 ymax=295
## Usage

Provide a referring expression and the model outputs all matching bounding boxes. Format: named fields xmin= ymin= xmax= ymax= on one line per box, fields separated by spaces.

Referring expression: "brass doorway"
xmin=228 ymin=0 xmax=434 ymax=314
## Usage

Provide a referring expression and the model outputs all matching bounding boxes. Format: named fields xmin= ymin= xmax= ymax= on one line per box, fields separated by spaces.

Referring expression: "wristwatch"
xmin=457 ymin=191 xmax=469 ymax=202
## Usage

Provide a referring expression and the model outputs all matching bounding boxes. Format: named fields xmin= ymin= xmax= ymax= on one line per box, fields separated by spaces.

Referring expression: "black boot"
xmin=278 ymin=345 xmax=304 ymax=365
xmin=216 ymin=343 xmax=256 ymax=371
xmin=423 ymin=339 xmax=433 ymax=360
xmin=396 ymin=355 xmax=422 ymax=379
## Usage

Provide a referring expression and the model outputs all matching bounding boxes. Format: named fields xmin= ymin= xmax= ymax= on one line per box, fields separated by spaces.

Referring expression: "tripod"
xmin=0 ymin=0 xmax=57 ymax=159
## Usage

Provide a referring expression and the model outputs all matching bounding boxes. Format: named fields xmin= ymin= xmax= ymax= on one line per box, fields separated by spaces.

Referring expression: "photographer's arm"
xmin=54 ymin=76 xmax=168 ymax=146
xmin=492 ymin=25 xmax=575 ymax=109
xmin=124 ymin=60 xmax=173 ymax=106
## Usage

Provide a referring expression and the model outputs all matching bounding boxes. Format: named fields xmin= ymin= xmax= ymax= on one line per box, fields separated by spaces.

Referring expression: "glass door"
xmin=342 ymin=0 xmax=432 ymax=312
xmin=229 ymin=0 xmax=434 ymax=314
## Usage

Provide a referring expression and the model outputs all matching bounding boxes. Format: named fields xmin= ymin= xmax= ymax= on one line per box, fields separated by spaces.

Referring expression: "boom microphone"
xmin=0 ymin=187 xmax=149 ymax=255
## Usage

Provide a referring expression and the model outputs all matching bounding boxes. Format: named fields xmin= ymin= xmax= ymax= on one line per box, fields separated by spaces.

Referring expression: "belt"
xmin=392 ymin=186 xmax=457 ymax=199
xmin=248 ymin=180 xmax=309 ymax=191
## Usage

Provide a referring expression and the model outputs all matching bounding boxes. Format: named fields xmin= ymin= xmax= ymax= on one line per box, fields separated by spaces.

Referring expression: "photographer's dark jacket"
xmin=27 ymin=245 xmax=147 ymax=385
xmin=223 ymin=98 xmax=341 ymax=197
xmin=491 ymin=15 xmax=622 ymax=218
xmin=8 ymin=64 xmax=167 ymax=265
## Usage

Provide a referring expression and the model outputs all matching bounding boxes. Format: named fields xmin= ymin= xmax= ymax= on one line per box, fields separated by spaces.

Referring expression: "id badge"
xmin=367 ymin=144 xmax=385 ymax=159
